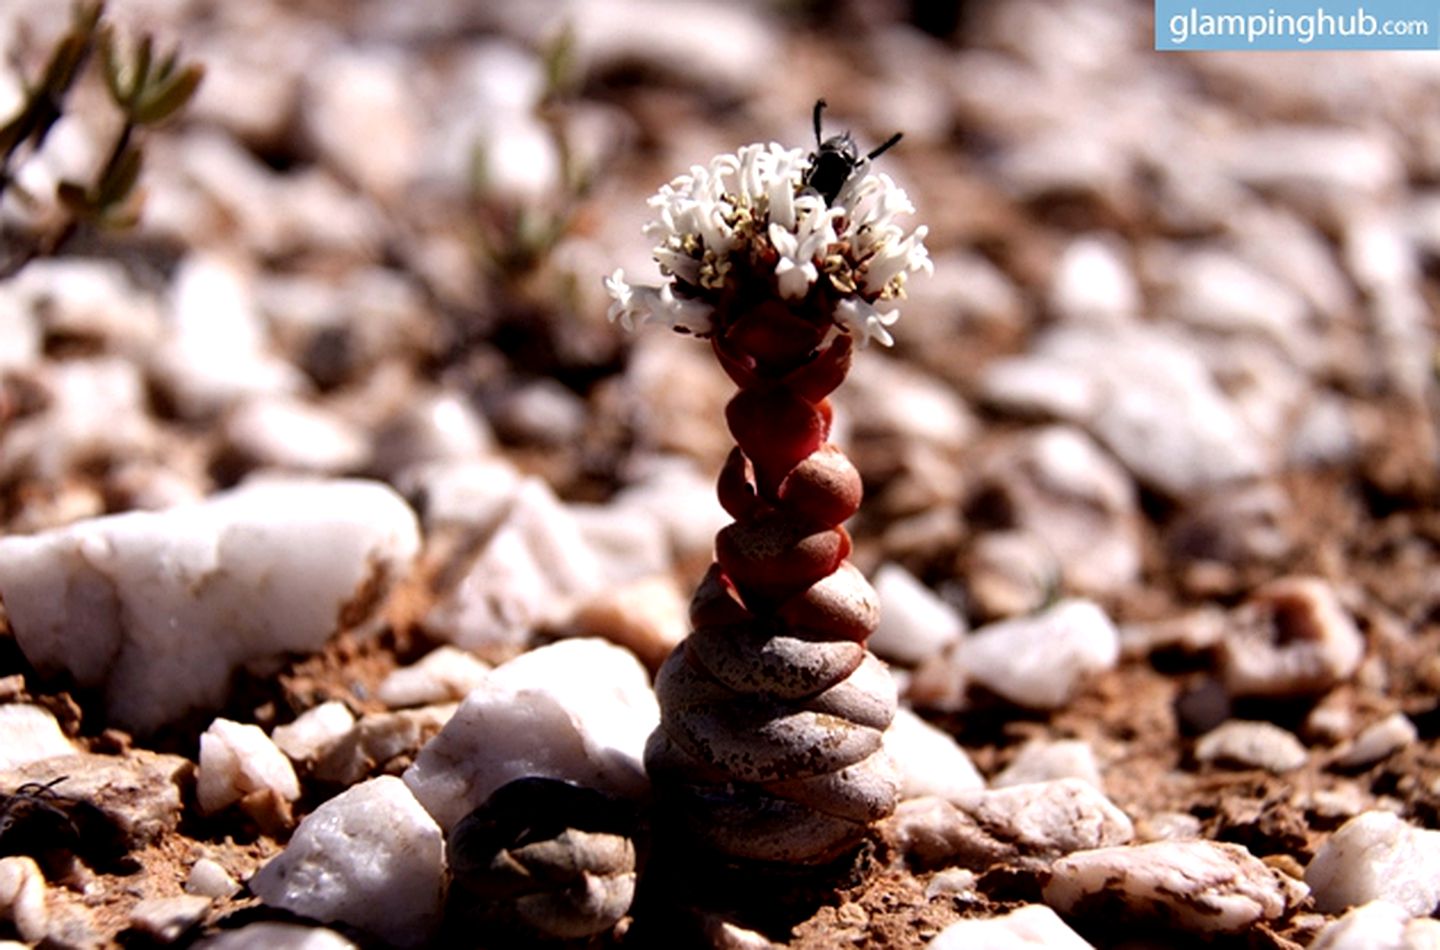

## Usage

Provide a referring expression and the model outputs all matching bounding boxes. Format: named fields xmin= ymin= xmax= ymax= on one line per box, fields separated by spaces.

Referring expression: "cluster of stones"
xmin=645 ymin=330 xmax=900 ymax=865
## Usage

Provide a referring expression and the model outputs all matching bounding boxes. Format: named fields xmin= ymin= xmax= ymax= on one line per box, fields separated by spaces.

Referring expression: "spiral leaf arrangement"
xmin=607 ymin=134 xmax=928 ymax=865
xmin=645 ymin=331 xmax=901 ymax=866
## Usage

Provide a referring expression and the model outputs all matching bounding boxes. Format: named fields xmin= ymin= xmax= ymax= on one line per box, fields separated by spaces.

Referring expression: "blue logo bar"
xmin=1156 ymin=0 xmax=1439 ymax=49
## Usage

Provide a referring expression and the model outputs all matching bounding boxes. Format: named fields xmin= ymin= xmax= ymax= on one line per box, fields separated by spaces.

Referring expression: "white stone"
xmin=371 ymin=392 xmax=494 ymax=478
xmin=1220 ymin=126 xmax=1403 ymax=206
xmin=377 ymin=647 xmax=492 ymax=709
xmin=195 ymin=922 xmax=358 ymax=950
xmin=0 ymin=297 xmax=40 ymax=370
xmin=1305 ymin=811 xmax=1440 ymax=917
xmin=980 ymin=325 xmax=1269 ymax=498
xmin=4 ymin=257 xmax=162 ymax=349
xmin=404 ymin=639 xmax=658 ymax=830
xmin=1338 ymin=714 xmax=1418 ymax=768
xmin=398 ymin=458 xmax=523 ymax=530
xmin=1222 ymin=576 xmax=1364 ymax=699
xmin=129 ymin=895 xmax=211 ymax=942
xmin=844 ymin=354 xmax=976 ymax=453
xmin=0 ymin=704 xmax=76 ymax=769
xmin=608 ymin=457 xmax=730 ymax=569
xmin=312 ymin=707 xmax=455 ymax=787
xmin=924 ymin=868 xmax=978 ymax=900
xmin=929 ymin=904 xmax=1095 ymax=950
xmin=0 ymin=856 xmax=47 ymax=944
xmin=1049 ymin=235 xmax=1138 ymax=325
xmin=1044 ymin=840 xmax=1306 ymax=933
xmin=1160 ymin=249 xmax=1309 ymax=357
xmin=556 ymin=0 xmax=779 ymax=95
xmin=424 ymin=478 xmax=605 ymax=654
xmin=1311 ymin=900 xmax=1440 ymax=950
xmin=958 ymin=530 xmax=1062 ymax=623
xmin=1195 ymin=721 xmax=1309 ymax=773
xmin=885 ymin=779 xmax=1132 ymax=869
xmin=471 ymin=112 xmax=564 ymax=206
xmin=884 ymin=707 xmax=984 ymax=802
xmin=492 ymin=379 xmax=588 ymax=447
xmin=567 ymin=504 xmax=674 ymax=587
xmin=157 ymin=133 xmax=382 ymax=262
xmin=1134 ymin=811 xmax=1204 ymax=842
xmin=994 ymin=740 xmax=1103 ymax=790
xmin=273 ymin=702 xmax=357 ymax=764
xmin=0 ymin=479 xmax=420 ymax=732
xmin=187 ymin=858 xmax=241 ymax=899
xmin=561 ymin=575 xmax=689 ymax=671
xmin=961 ymin=600 xmax=1120 ymax=710
xmin=197 ymin=718 xmax=302 ymax=815
xmin=967 ymin=427 xmax=1141 ymax=594
xmin=870 ymin=564 xmax=965 ymax=666
xmin=0 ymin=357 xmax=159 ymax=483
xmin=251 ymin=776 xmax=445 ymax=949
xmin=302 ymin=48 xmax=421 ymax=200
xmin=150 ymin=254 xmax=307 ymax=418
xmin=1167 ymin=481 xmax=1293 ymax=567
xmin=1288 ymin=394 xmax=1358 ymax=469
xmin=223 ymin=398 xmax=371 ymax=474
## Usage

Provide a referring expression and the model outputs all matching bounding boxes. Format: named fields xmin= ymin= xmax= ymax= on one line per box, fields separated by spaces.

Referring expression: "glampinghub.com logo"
xmin=1155 ymin=0 xmax=1437 ymax=49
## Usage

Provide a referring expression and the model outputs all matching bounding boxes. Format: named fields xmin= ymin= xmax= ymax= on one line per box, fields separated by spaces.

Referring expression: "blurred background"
xmin=1 ymin=0 xmax=1437 ymax=620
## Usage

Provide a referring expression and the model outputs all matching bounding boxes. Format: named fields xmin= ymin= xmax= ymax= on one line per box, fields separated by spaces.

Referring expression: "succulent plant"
xmin=605 ymin=125 xmax=930 ymax=865
xmin=446 ymin=777 xmax=638 ymax=941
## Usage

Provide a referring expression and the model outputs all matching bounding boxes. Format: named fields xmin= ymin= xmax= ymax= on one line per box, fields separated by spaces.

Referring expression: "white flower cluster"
xmin=605 ymin=141 xmax=930 ymax=347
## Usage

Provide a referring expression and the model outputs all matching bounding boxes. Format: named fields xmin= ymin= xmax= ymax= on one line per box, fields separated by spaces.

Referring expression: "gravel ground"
xmin=0 ymin=0 xmax=1438 ymax=947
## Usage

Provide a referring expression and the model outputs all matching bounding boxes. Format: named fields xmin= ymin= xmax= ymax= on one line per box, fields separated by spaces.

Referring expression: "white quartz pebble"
xmin=197 ymin=718 xmax=301 ymax=815
xmin=129 ymin=895 xmax=211 ymax=942
xmin=196 ymin=922 xmax=358 ymax=949
xmin=1044 ymin=840 xmax=1306 ymax=933
xmin=1222 ymin=576 xmax=1363 ymax=699
xmin=272 ymin=702 xmax=358 ymax=764
xmin=222 ymin=397 xmax=371 ymax=474
xmin=251 ymin=777 xmax=445 ymax=949
xmin=150 ymin=254 xmax=306 ymax=417
xmin=1195 ymin=720 xmax=1309 ymax=773
xmin=1310 ymin=899 xmax=1440 ymax=950
xmin=1337 ymin=713 xmax=1417 ymax=768
xmin=870 ymin=564 xmax=965 ymax=666
xmin=0 ymin=479 xmax=420 ymax=732
xmin=562 ymin=575 xmax=689 ymax=671
xmin=0 ymin=856 xmax=48 ymax=944
xmin=929 ymin=904 xmax=1095 ymax=950
xmin=1306 ymin=811 xmax=1440 ymax=916
xmin=994 ymin=739 xmax=1103 ymax=790
xmin=885 ymin=779 xmax=1132 ymax=868
xmin=1049 ymin=235 xmax=1138 ymax=325
xmin=980 ymin=325 xmax=1269 ymax=497
xmin=186 ymin=858 xmax=241 ymax=899
xmin=962 ymin=601 xmax=1119 ymax=709
xmin=883 ymin=707 xmax=984 ymax=802
xmin=424 ymin=478 xmax=605 ymax=654
xmin=0 ymin=704 xmax=76 ymax=769
xmin=404 ymin=639 xmax=658 ymax=829
xmin=377 ymin=646 xmax=491 ymax=709
xmin=967 ymin=426 xmax=1142 ymax=595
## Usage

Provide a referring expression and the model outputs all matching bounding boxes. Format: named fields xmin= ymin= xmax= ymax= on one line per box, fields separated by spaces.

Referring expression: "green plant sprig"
xmin=0 ymin=0 xmax=203 ymax=277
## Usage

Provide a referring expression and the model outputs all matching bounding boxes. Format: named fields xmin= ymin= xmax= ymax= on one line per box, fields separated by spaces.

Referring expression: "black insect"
xmin=0 ymin=776 xmax=132 ymax=876
xmin=802 ymin=99 xmax=903 ymax=207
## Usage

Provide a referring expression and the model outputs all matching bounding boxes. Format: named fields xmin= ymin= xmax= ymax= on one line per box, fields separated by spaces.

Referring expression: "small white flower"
xmin=604 ymin=269 xmax=640 ymax=330
xmin=603 ymin=268 xmax=714 ymax=336
xmin=834 ymin=297 xmax=901 ymax=348
xmin=605 ymin=137 xmax=928 ymax=347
